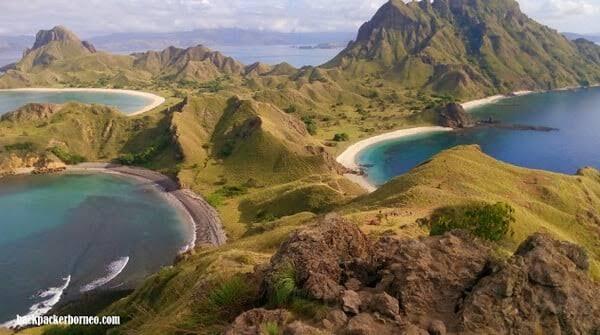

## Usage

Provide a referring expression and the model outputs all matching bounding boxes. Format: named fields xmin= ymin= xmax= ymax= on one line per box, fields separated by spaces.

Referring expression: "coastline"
xmin=336 ymin=126 xmax=453 ymax=193
xmin=336 ymin=84 xmax=600 ymax=193
xmin=11 ymin=163 xmax=227 ymax=249
xmin=67 ymin=163 xmax=227 ymax=248
xmin=0 ymin=88 xmax=165 ymax=116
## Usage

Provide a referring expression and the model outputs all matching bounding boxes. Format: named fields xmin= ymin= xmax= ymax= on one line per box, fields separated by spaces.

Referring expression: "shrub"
xmin=206 ymin=275 xmax=255 ymax=321
xmin=261 ymin=322 xmax=281 ymax=335
xmin=301 ymin=116 xmax=317 ymax=135
xmin=426 ymin=202 xmax=515 ymax=241
xmin=4 ymin=142 xmax=35 ymax=152
xmin=117 ymin=136 xmax=170 ymax=166
xmin=332 ymin=133 xmax=350 ymax=142
xmin=51 ymin=147 xmax=87 ymax=165
xmin=206 ymin=193 xmax=225 ymax=207
xmin=216 ymin=185 xmax=248 ymax=198
xmin=219 ymin=139 xmax=236 ymax=157
xmin=284 ymin=105 xmax=298 ymax=113
xmin=270 ymin=263 xmax=297 ymax=306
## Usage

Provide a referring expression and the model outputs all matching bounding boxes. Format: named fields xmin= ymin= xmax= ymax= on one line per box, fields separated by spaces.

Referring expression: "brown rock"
xmin=225 ymin=308 xmax=290 ymax=335
xmin=321 ymin=309 xmax=348 ymax=331
xmin=344 ymin=278 xmax=362 ymax=291
xmin=263 ymin=214 xmax=372 ymax=302
xmin=284 ymin=321 xmax=328 ymax=335
xmin=345 ymin=313 xmax=396 ymax=335
xmin=438 ymin=103 xmax=474 ymax=129
xmin=427 ymin=320 xmax=446 ymax=335
xmin=370 ymin=292 xmax=399 ymax=318
xmin=341 ymin=290 xmax=361 ymax=315
xmin=372 ymin=231 xmax=491 ymax=327
xmin=458 ymin=233 xmax=600 ymax=334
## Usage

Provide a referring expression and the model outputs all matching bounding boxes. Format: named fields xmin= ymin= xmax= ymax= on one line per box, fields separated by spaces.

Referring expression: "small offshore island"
xmin=1 ymin=0 xmax=600 ymax=334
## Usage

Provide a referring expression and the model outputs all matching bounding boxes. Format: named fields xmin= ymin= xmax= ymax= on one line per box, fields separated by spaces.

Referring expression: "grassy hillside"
xmin=347 ymin=145 xmax=600 ymax=278
xmin=0 ymin=101 xmax=181 ymax=174
xmin=170 ymin=94 xmax=364 ymax=238
xmin=326 ymin=0 xmax=600 ymax=98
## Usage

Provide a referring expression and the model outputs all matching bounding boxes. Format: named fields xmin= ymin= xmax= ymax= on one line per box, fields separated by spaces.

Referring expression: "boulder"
xmin=372 ymin=230 xmax=491 ymax=327
xmin=369 ymin=292 xmax=399 ymax=318
xmin=225 ymin=308 xmax=290 ymax=335
xmin=341 ymin=290 xmax=361 ymax=315
xmin=438 ymin=103 xmax=474 ymax=128
xmin=262 ymin=214 xmax=372 ymax=302
xmin=458 ymin=233 xmax=600 ymax=334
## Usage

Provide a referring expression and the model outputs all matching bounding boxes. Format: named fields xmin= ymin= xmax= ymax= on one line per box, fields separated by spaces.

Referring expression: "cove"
xmin=358 ymin=87 xmax=600 ymax=186
xmin=0 ymin=89 xmax=163 ymax=116
xmin=0 ymin=172 xmax=192 ymax=326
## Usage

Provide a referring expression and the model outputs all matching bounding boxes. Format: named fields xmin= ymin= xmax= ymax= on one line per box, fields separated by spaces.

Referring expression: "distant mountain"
xmin=326 ymin=0 xmax=600 ymax=98
xmin=563 ymin=32 xmax=600 ymax=44
xmin=89 ymin=29 xmax=355 ymax=53
xmin=0 ymin=26 xmax=288 ymax=88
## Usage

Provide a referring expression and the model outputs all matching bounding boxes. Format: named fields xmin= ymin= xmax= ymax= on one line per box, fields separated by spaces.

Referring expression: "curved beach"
xmin=0 ymin=88 xmax=165 ymax=115
xmin=336 ymin=127 xmax=453 ymax=192
xmin=66 ymin=163 xmax=227 ymax=248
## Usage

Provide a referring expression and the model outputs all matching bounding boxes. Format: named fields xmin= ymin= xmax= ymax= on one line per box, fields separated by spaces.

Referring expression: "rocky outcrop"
xmin=0 ymin=152 xmax=66 ymax=177
xmin=241 ymin=216 xmax=600 ymax=334
xmin=1 ymin=103 xmax=63 ymax=122
xmin=262 ymin=214 xmax=372 ymax=302
xmin=438 ymin=103 xmax=474 ymax=128
xmin=225 ymin=308 xmax=290 ymax=335
xmin=29 ymin=26 xmax=96 ymax=54
xmin=458 ymin=233 xmax=600 ymax=334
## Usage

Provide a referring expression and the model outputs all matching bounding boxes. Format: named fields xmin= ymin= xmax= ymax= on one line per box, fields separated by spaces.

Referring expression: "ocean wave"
xmin=80 ymin=256 xmax=129 ymax=293
xmin=1 ymin=275 xmax=71 ymax=329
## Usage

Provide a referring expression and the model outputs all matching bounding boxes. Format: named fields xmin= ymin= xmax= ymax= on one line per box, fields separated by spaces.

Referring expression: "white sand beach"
xmin=461 ymin=90 xmax=535 ymax=110
xmin=336 ymin=126 xmax=453 ymax=192
xmin=0 ymin=88 xmax=165 ymax=115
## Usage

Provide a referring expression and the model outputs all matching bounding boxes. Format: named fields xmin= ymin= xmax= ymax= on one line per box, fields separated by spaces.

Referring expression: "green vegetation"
xmin=301 ymin=116 xmax=317 ymax=135
xmin=2 ymin=2 xmax=600 ymax=333
xmin=269 ymin=263 xmax=297 ymax=306
xmin=4 ymin=142 xmax=35 ymax=152
xmin=50 ymin=146 xmax=86 ymax=164
xmin=332 ymin=133 xmax=350 ymax=142
xmin=206 ymin=275 xmax=256 ymax=320
xmin=424 ymin=202 xmax=515 ymax=241
xmin=261 ymin=322 xmax=281 ymax=335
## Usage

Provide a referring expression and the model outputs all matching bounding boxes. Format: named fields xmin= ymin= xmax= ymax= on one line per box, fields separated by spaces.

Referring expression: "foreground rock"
xmin=229 ymin=216 xmax=600 ymax=334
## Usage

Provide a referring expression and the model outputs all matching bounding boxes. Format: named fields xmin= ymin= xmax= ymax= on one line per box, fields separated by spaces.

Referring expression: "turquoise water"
xmin=0 ymin=173 xmax=191 ymax=325
xmin=0 ymin=90 xmax=155 ymax=115
xmin=358 ymin=87 xmax=600 ymax=186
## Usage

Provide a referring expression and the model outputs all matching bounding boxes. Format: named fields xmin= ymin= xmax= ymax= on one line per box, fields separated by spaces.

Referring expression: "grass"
xmin=425 ymin=202 xmax=515 ymax=241
xmin=350 ymin=145 xmax=600 ymax=280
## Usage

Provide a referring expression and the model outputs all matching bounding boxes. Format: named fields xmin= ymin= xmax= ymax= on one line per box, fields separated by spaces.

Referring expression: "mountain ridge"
xmin=326 ymin=0 xmax=600 ymax=97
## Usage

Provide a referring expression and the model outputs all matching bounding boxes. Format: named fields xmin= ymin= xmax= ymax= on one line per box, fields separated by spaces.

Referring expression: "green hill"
xmin=325 ymin=0 xmax=600 ymax=98
xmin=0 ymin=27 xmax=248 ymax=89
xmin=348 ymin=145 xmax=600 ymax=278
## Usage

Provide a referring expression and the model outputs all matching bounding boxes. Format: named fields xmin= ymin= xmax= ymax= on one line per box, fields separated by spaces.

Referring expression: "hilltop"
xmin=0 ymin=27 xmax=251 ymax=88
xmin=326 ymin=0 xmax=600 ymax=98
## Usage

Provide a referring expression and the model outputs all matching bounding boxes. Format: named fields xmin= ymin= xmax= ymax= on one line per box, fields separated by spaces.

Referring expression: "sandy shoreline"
xmin=0 ymin=88 xmax=165 ymax=116
xmin=461 ymin=90 xmax=535 ymax=110
xmin=336 ymin=127 xmax=453 ymax=192
xmin=12 ymin=163 xmax=226 ymax=249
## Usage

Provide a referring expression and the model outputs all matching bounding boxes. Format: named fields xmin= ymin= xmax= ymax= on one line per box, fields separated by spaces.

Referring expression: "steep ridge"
xmin=0 ymin=27 xmax=248 ymax=88
xmin=133 ymin=45 xmax=245 ymax=81
xmin=326 ymin=0 xmax=600 ymax=98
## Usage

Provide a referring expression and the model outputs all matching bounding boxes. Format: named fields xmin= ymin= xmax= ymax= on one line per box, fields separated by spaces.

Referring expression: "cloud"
xmin=0 ymin=0 xmax=599 ymax=37
xmin=518 ymin=0 xmax=600 ymax=32
xmin=0 ymin=0 xmax=387 ymax=36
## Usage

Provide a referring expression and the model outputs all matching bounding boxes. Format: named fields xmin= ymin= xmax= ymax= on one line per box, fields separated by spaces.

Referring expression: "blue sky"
xmin=0 ymin=0 xmax=599 ymax=36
